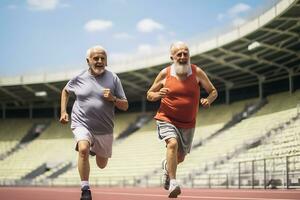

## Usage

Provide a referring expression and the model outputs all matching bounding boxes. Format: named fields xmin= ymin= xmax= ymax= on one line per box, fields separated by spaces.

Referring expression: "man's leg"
xmin=78 ymin=140 xmax=90 ymax=182
xmin=166 ymin=138 xmax=181 ymax=198
xmin=77 ymin=140 xmax=92 ymax=200
xmin=166 ymin=138 xmax=178 ymax=179
xmin=96 ymin=156 xmax=108 ymax=169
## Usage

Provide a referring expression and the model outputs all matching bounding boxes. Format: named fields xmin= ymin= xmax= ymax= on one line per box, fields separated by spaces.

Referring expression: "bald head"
xmin=86 ymin=45 xmax=107 ymax=59
xmin=170 ymin=41 xmax=189 ymax=58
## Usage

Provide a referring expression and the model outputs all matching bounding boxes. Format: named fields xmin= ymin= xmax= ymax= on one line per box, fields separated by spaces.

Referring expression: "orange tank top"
xmin=154 ymin=64 xmax=200 ymax=128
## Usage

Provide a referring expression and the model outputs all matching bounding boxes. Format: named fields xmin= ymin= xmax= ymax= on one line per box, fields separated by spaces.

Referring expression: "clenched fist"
xmin=200 ymin=98 xmax=210 ymax=108
xmin=60 ymin=112 xmax=69 ymax=124
xmin=158 ymin=87 xmax=169 ymax=99
xmin=103 ymin=88 xmax=115 ymax=102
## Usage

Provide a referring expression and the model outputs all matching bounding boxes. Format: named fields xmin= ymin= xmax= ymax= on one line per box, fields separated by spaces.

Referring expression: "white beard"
xmin=174 ymin=61 xmax=190 ymax=75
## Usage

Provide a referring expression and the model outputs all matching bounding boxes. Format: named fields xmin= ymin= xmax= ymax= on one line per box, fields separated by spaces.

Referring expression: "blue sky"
xmin=0 ymin=0 xmax=271 ymax=77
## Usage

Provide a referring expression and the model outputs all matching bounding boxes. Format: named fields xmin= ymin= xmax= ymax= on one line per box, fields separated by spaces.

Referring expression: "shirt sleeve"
xmin=114 ymin=75 xmax=127 ymax=100
xmin=64 ymin=77 xmax=77 ymax=95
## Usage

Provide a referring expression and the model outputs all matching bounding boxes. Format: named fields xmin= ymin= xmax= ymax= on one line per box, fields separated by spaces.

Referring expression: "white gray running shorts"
xmin=156 ymin=120 xmax=195 ymax=155
xmin=72 ymin=126 xmax=113 ymax=158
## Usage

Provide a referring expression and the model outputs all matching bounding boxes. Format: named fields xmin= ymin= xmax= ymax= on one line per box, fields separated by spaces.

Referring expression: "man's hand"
xmin=103 ymin=88 xmax=115 ymax=102
xmin=157 ymin=87 xmax=169 ymax=99
xmin=200 ymin=98 xmax=210 ymax=108
xmin=60 ymin=112 xmax=69 ymax=124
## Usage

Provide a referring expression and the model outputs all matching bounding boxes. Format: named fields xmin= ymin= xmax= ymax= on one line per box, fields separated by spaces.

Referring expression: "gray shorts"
xmin=156 ymin=120 xmax=195 ymax=155
xmin=72 ymin=127 xmax=113 ymax=158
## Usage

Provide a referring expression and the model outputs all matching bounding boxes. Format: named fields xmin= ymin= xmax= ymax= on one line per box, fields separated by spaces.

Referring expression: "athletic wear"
xmin=80 ymin=187 xmax=92 ymax=200
xmin=168 ymin=181 xmax=181 ymax=198
xmin=156 ymin=120 xmax=195 ymax=155
xmin=65 ymin=69 xmax=126 ymax=135
xmin=154 ymin=64 xmax=200 ymax=128
xmin=72 ymin=126 xmax=113 ymax=158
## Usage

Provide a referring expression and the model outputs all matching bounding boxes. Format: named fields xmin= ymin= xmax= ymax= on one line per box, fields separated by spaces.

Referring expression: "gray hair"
xmin=170 ymin=41 xmax=189 ymax=56
xmin=86 ymin=45 xmax=107 ymax=58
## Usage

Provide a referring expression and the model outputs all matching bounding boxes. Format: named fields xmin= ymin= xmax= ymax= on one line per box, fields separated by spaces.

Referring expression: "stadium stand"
xmin=0 ymin=0 xmax=299 ymax=190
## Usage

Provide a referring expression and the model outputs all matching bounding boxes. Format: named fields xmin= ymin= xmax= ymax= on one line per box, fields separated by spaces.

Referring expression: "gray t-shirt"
xmin=65 ymin=69 xmax=127 ymax=135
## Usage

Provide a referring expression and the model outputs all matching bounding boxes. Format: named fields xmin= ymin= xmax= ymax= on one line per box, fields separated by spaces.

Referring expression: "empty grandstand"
xmin=0 ymin=0 xmax=299 ymax=191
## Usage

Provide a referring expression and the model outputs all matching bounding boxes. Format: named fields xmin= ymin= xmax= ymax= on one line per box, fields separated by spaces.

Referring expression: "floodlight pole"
xmin=29 ymin=103 xmax=33 ymax=119
xmin=288 ymin=70 xmax=294 ymax=94
xmin=225 ymin=83 xmax=233 ymax=105
xmin=258 ymin=76 xmax=265 ymax=100
xmin=142 ymin=96 xmax=146 ymax=113
xmin=2 ymin=104 xmax=5 ymax=119
xmin=54 ymin=103 xmax=58 ymax=119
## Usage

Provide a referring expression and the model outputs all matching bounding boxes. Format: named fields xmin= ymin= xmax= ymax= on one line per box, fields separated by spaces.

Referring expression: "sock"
xmin=81 ymin=181 xmax=90 ymax=189
xmin=170 ymin=179 xmax=177 ymax=185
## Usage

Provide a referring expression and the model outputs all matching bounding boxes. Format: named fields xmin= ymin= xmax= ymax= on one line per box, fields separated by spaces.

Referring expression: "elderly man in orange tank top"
xmin=147 ymin=41 xmax=218 ymax=198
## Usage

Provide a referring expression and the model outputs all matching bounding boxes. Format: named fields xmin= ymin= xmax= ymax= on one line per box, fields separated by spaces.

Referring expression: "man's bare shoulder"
xmin=156 ymin=68 xmax=167 ymax=80
xmin=195 ymin=65 xmax=206 ymax=75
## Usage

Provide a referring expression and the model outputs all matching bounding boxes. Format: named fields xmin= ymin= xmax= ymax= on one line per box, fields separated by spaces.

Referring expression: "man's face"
xmin=172 ymin=47 xmax=190 ymax=75
xmin=172 ymin=48 xmax=189 ymax=65
xmin=87 ymin=50 xmax=107 ymax=76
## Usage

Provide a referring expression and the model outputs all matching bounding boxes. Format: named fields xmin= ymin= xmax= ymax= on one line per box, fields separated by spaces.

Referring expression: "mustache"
xmin=95 ymin=63 xmax=104 ymax=67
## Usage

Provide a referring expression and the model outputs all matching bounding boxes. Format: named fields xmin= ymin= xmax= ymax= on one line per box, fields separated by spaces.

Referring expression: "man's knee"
xmin=96 ymin=157 xmax=108 ymax=169
xmin=78 ymin=141 xmax=90 ymax=157
xmin=166 ymin=138 xmax=178 ymax=150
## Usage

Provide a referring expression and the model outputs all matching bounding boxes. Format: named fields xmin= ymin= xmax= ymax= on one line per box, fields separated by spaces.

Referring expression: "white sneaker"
xmin=161 ymin=159 xmax=170 ymax=190
xmin=168 ymin=182 xmax=181 ymax=198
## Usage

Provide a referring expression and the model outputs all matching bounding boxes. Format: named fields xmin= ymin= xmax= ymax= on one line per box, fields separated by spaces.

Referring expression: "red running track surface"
xmin=0 ymin=187 xmax=300 ymax=200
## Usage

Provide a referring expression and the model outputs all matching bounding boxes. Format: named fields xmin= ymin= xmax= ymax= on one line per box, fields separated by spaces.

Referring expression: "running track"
xmin=1 ymin=187 xmax=300 ymax=200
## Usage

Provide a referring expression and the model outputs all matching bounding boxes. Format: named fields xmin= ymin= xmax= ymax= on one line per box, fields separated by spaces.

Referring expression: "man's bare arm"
xmin=196 ymin=67 xmax=218 ymax=107
xmin=60 ymin=87 xmax=70 ymax=124
xmin=147 ymin=69 xmax=168 ymax=102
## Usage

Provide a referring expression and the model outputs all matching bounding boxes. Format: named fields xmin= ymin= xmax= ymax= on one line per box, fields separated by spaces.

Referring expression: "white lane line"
xmin=93 ymin=191 xmax=299 ymax=200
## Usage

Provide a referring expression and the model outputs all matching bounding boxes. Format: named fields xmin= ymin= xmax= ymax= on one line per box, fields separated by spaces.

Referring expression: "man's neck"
xmin=175 ymin=72 xmax=188 ymax=80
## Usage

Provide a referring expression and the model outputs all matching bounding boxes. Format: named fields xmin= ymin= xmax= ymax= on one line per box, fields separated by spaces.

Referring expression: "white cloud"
xmin=110 ymin=53 xmax=130 ymax=63
xmin=84 ymin=20 xmax=113 ymax=32
xmin=27 ymin=0 xmax=60 ymax=10
xmin=232 ymin=17 xmax=246 ymax=27
xmin=137 ymin=18 xmax=164 ymax=33
xmin=137 ymin=44 xmax=153 ymax=55
xmin=113 ymin=32 xmax=133 ymax=40
xmin=216 ymin=3 xmax=251 ymax=26
xmin=228 ymin=3 xmax=251 ymax=16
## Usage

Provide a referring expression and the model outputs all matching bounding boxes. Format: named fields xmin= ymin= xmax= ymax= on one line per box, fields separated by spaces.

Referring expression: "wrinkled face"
xmin=172 ymin=47 xmax=189 ymax=65
xmin=87 ymin=50 xmax=107 ymax=76
xmin=171 ymin=46 xmax=190 ymax=75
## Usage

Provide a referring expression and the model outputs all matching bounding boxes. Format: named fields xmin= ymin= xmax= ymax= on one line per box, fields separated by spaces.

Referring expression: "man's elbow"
xmin=146 ymin=92 xmax=155 ymax=102
xmin=214 ymin=89 xmax=218 ymax=98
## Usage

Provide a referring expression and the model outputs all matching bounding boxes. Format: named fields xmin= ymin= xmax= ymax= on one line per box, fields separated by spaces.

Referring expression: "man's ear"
xmin=170 ymin=56 xmax=173 ymax=60
xmin=86 ymin=58 xmax=89 ymax=64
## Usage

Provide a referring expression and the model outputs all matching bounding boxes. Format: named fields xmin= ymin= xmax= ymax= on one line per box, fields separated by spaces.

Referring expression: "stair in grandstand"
xmin=116 ymin=113 xmax=153 ymax=140
xmin=193 ymin=98 xmax=268 ymax=148
xmin=181 ymin=110 xmax=300 ymax=186
xmin=0 ymin=121 xmax=50 ymax=161
xmin=19 ymin=161 xmax=73 ymax=184
xmin=47 ymin=162 xmax=73 ymax=179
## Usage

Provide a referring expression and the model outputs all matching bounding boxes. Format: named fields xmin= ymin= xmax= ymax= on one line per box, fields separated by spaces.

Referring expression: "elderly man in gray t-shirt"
xmin=60 ymin=45 xmax=128 ymax=200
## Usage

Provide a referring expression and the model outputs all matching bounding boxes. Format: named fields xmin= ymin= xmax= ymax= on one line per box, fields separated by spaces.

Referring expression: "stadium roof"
xmin=0 ymin=0 xmax=299 ymax=109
